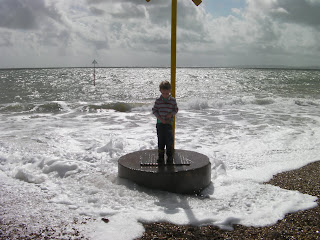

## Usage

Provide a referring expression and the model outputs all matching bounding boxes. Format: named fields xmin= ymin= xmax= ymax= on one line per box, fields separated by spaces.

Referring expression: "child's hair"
xmin=159 ymin=80 xmax=171 ymax=90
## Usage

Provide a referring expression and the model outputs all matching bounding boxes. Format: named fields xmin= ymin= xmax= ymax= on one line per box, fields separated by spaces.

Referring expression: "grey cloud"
xmin=92 ymin=39 xmax=109 ymax=50
xmin=111 ymin=3 xmax=146 ymax=19
xmin=143 ymin=35 xmax=169 ymax=45
xmin=37 ymin=29 xmax=71 ymax=47
xmin=0 ymin=31 xmax=13 ymax=47
xmin=179 ymin=31 xmax=208 ymax=45
xmin=0 ymin=0 xmax=37 ymax=29
xmin=243 ymin=0 xmax=320 ymax=57
xmin=148 ymin=3 xmax=171 ymax=26
xmin=110 ymin=1 xmax=207 ymax=56
xmin=0 ymin=0 xmax=62 ymax=30
xmin=177 ymin=1 xmax=205 ymax=32
xmin=76 ymin=30 xmax=109 ymax=51
xmin=110 ymin=22 xmax=122 ymax=39
xmin=270 ymin=0 xmax=320 ymax=27
xmin=86 ymin=0 xmax=107 ymax=4
xmin=90 ymin=7 xmax=105 ymax=15
xmin=86 ymin=0 xmax=154 ymax=6
xmin=86 ymin=1 xmax=147 ymax=19
xmin=146 ymin=0 xmax=207 ymax=46
xmin=253 ymin=17 xmax=281 ymax=44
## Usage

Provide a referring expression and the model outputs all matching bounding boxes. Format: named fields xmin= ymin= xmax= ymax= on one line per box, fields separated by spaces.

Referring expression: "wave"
xmin=295 ymin=100 xmax=319 ymax=106
xmin=0 ymin=101 xmax=138 ymax=114
xmin=181 ymin=97 xmax=271 ymax=110
xmin=179 ymin=96 xmax=320 ymax=110
xmin=0 ymin=102 xmax=66 ymax=114
xmin=0 ymin=103 xmax=35 ymax=112
xmin=83 ymin=102 xmax=133 ymax=112
xmin=252 ymin=98 xmax=275 ymax=105
xmin=185 ymin=99 xmax=209 ymax=110
xmin=36 ymin=102 xmax=64 ymax=113
xmin=1 ymin=97 xmax=319 ymax=115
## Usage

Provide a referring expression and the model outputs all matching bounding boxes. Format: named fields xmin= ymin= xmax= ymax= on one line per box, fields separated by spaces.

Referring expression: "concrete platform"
xmin=118 ymin=149 xmax=211 ymax=194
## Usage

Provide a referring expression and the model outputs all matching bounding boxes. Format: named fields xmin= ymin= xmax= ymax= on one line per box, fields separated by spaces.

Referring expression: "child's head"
xmin=159 ymin=80 xmax=171 ymax=91
xmin=159 ymin=81 xmax=171 ymax=99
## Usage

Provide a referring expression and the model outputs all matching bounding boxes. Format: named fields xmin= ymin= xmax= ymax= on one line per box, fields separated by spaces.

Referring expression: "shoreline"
xmin=1 ymin=161 xmax=319 ymax=239
xmin=137 ymin=161 xmax=320 ymax=240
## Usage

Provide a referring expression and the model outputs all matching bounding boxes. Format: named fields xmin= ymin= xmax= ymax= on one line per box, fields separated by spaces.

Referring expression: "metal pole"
xmin=92 ymin=60 xmax=98 ymax=86
xmin=94 ymin=65 xmax=96 ymax=86
xmin=171 ymin=0 xmax=177 ymax=150
xmin=145 ymin=0 xmax=201 ymax=150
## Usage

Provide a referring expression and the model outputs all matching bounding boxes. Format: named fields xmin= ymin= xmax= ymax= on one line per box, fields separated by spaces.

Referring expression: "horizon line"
xmin=1 ymin=65 xmax=320 ymax=70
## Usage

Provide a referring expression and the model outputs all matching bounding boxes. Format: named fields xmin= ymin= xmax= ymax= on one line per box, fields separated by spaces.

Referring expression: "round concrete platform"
xmin=118 ymin=149 xmax=211 ymax=194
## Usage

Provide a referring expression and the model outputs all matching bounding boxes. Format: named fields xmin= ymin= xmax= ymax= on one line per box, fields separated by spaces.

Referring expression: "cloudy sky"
xmin=0 ymin=0 xmax=320 ymax=68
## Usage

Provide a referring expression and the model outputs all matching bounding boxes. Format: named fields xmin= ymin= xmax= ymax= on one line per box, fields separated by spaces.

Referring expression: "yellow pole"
xmin=146 ymin=0 xmax=201 ymax=150
xmin=171 ymin=0 xmax=177 ymax=150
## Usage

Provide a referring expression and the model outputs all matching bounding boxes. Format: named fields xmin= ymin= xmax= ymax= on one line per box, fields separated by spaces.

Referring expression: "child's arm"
xmin=152 ymin=100 xmax=167 ymax=124
xmin=166 ymin=99 xmax=178 ymax=119
xmin=164 ymin=100 xmax=178 ymax=123
xmin=157 ymin=116 xmax=168 ymax=124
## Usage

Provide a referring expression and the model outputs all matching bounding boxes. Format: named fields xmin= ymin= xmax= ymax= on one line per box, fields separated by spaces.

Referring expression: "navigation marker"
xmin=92 ymin=59 xmax=98 ymax=86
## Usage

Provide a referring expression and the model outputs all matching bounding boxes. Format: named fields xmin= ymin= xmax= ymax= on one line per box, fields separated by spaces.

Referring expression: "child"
xmin=152 ymin=81 xmax=178 ymax=165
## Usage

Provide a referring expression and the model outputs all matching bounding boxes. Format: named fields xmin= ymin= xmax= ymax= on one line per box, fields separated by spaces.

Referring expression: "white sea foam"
xmin=0 ymin=68 xmax=319 ymax=239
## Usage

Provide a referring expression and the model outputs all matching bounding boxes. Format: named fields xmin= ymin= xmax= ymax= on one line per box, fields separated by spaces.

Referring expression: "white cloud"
xmin=0 ymin=0 xmax=319 ymax=67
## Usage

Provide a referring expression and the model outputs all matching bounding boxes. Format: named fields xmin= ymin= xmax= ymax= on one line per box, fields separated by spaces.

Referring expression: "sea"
xmin=0 ymin=67 xmax=319 ymax=239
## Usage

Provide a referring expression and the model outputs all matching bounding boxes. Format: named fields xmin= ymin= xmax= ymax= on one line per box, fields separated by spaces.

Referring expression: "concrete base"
xmin=118 ymin=149 xmax=211 ymax=194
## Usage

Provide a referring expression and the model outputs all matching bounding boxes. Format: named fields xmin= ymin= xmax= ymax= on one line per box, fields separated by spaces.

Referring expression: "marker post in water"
xmin=146 ymin=0 xmax=202 ymax=148
xmin=92 ymin=59 xmax=98 ymax=86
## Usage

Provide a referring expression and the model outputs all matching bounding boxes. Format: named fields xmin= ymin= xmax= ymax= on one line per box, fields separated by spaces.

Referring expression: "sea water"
xmin=0 ymin=67 xmax=319 ymax=239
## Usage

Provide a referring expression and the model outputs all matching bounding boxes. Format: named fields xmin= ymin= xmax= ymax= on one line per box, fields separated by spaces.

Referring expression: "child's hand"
xmin=159 ymin=118 xmax=167 ymax=124
xmin=166 ymin=113 xmax=173 ymax=119
xmin=159 ymin=113 xmax=173 ymax=124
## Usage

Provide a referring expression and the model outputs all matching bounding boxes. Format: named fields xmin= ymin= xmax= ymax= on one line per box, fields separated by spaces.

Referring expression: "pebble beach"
xmin=1 ymin=161 xmax=319 ymax=239
xmin=138 ymin=161 xmax=320 ymax=240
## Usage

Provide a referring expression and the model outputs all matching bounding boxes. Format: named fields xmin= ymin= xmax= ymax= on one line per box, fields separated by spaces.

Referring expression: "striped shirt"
xmin=152 ymin=95 xmax=178 ymax=124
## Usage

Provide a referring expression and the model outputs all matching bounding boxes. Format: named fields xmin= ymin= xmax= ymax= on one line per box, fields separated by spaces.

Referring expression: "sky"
xmin=0 ymin=0 xmax=320 ymax=68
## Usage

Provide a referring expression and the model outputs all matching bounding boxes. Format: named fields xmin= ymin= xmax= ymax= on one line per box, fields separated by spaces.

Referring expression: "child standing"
xmin=152 ymin=81 xmax=178 ymax=165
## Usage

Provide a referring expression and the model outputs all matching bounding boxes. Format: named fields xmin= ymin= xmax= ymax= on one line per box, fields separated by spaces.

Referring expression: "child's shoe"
xmin=157 ymin=149 xmax=165 ymax=165
xmin=166 ymin=156 xmax=174 ymax=165
xmin=157 ymin=157 xmax=164 ymax=165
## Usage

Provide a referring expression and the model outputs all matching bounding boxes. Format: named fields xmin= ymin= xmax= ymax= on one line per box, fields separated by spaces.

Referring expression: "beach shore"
xmin=138 ymin=161 xmax=320 ymax=240
xmin=1 ymin=161 xmax=319 ymax=240
xmin=0 ymin=172 xmax=89 ymax=240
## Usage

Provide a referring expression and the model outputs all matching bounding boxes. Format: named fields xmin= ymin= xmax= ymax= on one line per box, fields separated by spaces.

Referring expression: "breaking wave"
xmin=0 ymin=102 xmax=67 ymax=113
xmin=83 ymin=102 xmax=133 ymax=112
xmin=180 ymin=96 xmax=320 ymax=110
xmin=0 ymin=101 xmax=136 ymax=114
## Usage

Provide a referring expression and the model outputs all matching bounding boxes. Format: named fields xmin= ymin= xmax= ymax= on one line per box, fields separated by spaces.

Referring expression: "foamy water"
xmin=0 ymin=68 xmax=319 ymax=239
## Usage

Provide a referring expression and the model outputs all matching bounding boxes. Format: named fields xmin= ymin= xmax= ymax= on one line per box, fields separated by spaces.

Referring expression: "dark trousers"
xmin=156 ymin=123 xmax=173 ymax=157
